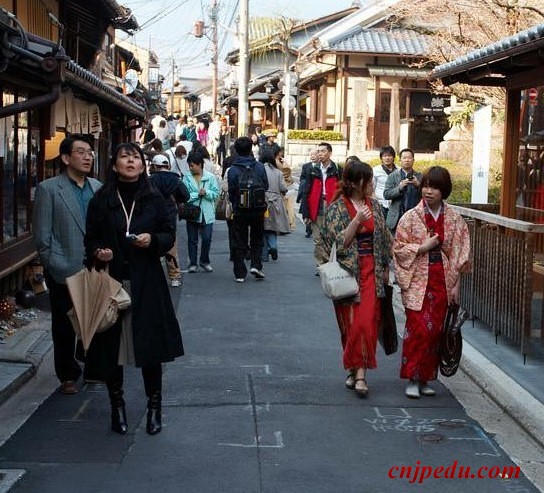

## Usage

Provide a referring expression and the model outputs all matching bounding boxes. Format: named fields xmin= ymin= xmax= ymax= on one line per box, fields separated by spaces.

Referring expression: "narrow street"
xmin=0 ymin=221 xmax=539 ymax=493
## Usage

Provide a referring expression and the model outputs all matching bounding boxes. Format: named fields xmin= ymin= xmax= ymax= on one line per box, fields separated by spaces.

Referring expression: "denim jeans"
xmin=262 ymin=230 xmax=278 ymax=260
xmin=186 ymin=221 xmax=213 ymax=266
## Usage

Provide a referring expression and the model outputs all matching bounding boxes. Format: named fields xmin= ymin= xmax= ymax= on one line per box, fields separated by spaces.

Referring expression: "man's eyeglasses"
xmin=72 ymin=148 xmax=95 ymax=158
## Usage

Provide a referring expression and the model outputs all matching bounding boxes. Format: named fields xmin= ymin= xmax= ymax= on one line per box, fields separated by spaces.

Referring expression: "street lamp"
xmin=264 ymin=81 xmax=273 ymax=94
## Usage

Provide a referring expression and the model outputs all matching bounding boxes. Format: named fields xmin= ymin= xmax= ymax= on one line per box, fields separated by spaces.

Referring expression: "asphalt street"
xmin=0 ymin=220 xmax=539 ymax=493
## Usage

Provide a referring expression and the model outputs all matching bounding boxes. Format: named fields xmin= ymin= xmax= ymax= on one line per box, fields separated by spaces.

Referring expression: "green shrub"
xmin=287 ymin=130 xmax=344 ymax=141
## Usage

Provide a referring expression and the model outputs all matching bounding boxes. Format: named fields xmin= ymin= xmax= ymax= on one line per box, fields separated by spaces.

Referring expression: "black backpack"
xmin=238 ymin=165 xmax=266 ymax=209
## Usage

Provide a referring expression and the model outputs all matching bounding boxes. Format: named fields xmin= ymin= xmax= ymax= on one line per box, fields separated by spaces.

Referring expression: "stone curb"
xmin=392 ymin=291 xmax=544 ymax=450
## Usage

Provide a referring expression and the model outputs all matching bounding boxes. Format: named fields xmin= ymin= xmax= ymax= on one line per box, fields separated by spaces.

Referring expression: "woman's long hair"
xmin=96 ymin=142 xmax=153 ymax=203
xmin=260 ymin=150 xmax=278 ymax=168
xmin=332 ymin=159 xmax=373 ymax=202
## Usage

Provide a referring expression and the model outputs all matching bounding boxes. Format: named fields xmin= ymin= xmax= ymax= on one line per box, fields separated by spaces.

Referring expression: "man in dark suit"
xmin=33 ymin=134 xmax=102 ymax=394
xmin=297 ymin=148 xmax=319 ymax=238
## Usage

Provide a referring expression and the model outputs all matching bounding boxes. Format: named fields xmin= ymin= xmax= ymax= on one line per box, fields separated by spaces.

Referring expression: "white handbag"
xmin=318 ymin=243 xmax=359 ymax=300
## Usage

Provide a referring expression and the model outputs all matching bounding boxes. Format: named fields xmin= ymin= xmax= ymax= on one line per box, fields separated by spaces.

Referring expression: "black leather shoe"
xmin=146 ymin=408 xmax=162 ymax=435
xmin=146 ymin=391 xmax=162 ymax=435
xmin=111 ymin=405 xmax=128 ymax=435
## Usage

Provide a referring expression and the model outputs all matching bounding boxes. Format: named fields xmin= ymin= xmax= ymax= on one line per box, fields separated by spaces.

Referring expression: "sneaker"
xmin=235 ymin=278 xmax=245 ymax=283
xmin=269 ymin=248 xmax=278 ymax=261
xmin=405 ymin=380 xmax=420 ymax=399
xmin=249 ymin=267 xmax=266 ymax=279
xmin=170 ymin=279 xmax=181 ymax=287
xmin=200 ymin=263 xmax=213 ymax=273
xmin=188 ymin=265 xmax=198 ymax=273
xmin=419 ymin=382 xmax=436 ymax=396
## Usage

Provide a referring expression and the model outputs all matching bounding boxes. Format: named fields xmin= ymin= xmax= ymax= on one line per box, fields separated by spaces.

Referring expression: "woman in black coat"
xmin=84 ymin=142 xmax=183 ymax=436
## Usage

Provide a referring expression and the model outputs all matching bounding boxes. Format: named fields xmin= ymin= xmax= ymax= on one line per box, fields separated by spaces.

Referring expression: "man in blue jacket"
xmin=227 ymin=137 xmax=269 ymax=282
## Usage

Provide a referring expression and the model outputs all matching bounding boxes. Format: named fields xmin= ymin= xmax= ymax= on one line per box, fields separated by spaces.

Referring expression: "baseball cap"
xmin=151 ymin=155 xmax=170 ymax=167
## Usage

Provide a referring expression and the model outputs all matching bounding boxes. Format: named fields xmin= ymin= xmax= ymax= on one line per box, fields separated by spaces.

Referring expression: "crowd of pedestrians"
xmin=32 ymin=117 xmax=471 ymax=437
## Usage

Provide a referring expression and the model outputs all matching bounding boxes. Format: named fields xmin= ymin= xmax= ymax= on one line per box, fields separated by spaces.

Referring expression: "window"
xmin=0 ymin=89 xmax=37 ymax=245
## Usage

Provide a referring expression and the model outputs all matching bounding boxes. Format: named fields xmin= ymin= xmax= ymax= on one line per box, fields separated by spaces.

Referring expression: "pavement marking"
xmin=241 ymin=365 xmax=271 ymax=375
xmin=57 ymin=398 xmax=92 ymax=422
xmin=218 ymin=432 xmax=284 ymax=449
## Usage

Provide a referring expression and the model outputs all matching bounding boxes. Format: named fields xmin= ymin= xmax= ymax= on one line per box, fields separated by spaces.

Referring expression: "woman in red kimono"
xmin=393 ymin=166 xmax=470 ymax=398
xmin=321 ymin=159 xmax=392 ymax=397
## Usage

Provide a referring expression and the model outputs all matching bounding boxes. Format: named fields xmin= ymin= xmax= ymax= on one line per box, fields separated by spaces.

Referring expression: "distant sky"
xmin=118 ymin=0 xmax=355 ymax=82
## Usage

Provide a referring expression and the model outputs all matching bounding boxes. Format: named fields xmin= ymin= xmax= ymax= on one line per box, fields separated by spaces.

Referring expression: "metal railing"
xmin=451 ymin=205 xmax=544 ymax=356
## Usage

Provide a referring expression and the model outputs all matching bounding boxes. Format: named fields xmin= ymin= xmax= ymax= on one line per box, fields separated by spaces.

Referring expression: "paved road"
xmin=0 ymin=221 xmax=539 ymax=493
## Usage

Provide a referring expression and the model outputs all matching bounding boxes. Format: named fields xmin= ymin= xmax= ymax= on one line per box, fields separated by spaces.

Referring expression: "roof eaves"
xmin=431 ymin=23 xmax=544 ymax=81
xmin=65 ymin=61 xmax=145 ymax=117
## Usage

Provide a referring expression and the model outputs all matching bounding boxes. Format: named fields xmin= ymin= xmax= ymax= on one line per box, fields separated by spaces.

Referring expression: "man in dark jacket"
xmin=227 ymin=137 xmax=269 ymax=283
xmin=303 ymin=142 xmax=342 ymax=271
xmin=149 ymin=154 xmax=190 ymax=287
xmin=297 ymin=148 xmax=319 ymax=238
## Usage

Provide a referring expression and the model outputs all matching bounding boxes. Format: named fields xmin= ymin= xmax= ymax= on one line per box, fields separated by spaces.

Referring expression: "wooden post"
xmin=500 ymin=89 xmax=520 ymax=218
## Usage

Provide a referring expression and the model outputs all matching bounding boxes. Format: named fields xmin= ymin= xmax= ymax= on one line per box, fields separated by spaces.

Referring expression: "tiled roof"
xmin=432 ymin=23 xmax=544 ymax=80
xmin=327 ymin=27 xmax=428 ymax=55
xmin=66 ymin=61 xmax=146 ymax=118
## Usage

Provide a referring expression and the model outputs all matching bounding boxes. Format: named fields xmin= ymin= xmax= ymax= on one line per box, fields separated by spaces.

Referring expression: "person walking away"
xmin=216 ymin=123 xmax=231 ymax=168
xmin=297 ymin=148 xmax=319 ymax=238
xmin=373 ymin=145 xmax=397 ymax=221
xmin=393 ymin=166 xmax=470 ymax=398
xmin=261 ymin=151 xmax=290 ymax=261
xmin=149 ymin=154 xmax=190 ymax=287
xmin=227 ymin=136 xmax=269 ymax=282
xmin=320 ymin=160 xmax=392 ymax=397
xmin=156 ymin=119 xmax=170 ymax=149
xmin=182 ymin=150 xmax=220 ymax=273
xmin=383 ymin=148 xmax=421 ymax=234
xmin=33 ymin=135 xmax=102 ymax=395
xmin=84 ymin=142 xmax=184 ymax=435
xmin=304 ymin=142 xmax=342 ymax=272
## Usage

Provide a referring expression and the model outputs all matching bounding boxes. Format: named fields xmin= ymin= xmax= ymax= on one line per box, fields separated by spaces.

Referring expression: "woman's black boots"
xmin=108 ymin=384 xmax=128 ymax=435
xmin=146 ymin=391 xmax=162 ymax=435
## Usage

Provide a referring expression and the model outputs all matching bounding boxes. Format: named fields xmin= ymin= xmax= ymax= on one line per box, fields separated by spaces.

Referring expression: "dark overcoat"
xmin=84 ymin=185 xmax=184 ymax=370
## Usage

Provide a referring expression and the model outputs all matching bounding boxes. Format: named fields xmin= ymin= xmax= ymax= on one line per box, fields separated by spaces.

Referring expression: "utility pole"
xmin=210 ymin=0 xmax=218 ymax=116
xmin=170 ymin=55 xmax=176 ymax=116
xmin=237 ymin=0 xmax=249 ymax=137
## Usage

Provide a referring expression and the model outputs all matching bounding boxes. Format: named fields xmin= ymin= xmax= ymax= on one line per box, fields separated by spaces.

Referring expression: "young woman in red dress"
xmin=393 ymin=166 xmax=470 ymax=398
xmin=321 ymin=159 xmax=392 ymax=397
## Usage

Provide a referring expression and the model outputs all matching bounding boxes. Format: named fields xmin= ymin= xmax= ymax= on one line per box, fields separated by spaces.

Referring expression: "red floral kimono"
xmin=400 ymin=203 xmax=447 ymax=381
xmin=335 ymin=197 xmax=381 ymax=370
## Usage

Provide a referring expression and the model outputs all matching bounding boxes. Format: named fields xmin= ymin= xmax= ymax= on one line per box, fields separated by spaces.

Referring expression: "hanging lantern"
xmin=0 ymin=297 xmax=16 ymax=320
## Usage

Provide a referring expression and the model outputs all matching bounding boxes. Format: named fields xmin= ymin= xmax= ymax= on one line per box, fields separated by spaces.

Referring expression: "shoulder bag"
xmin=318 ymin=243 xmax=359 ymax=300
xmin=178 ymin=197 xmax=202 ymax=222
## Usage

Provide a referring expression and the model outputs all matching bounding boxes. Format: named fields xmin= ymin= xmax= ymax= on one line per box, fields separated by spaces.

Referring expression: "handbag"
xmin=318 ymin=243 xmax=359 ymax=300
xmin=215 ymin=189 xmax=230 ymax=220
xmin=439 ymin=304 xmax=469 ymax=377
xmin=378 ymin=284 xmax=398 ymax=355
xmin=178 ymin=197 xmax=202 ymax=222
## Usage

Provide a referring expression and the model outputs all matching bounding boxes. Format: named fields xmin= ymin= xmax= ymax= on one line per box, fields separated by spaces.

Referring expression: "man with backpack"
xmin=227 ymin=136 xmax=269 ymax=283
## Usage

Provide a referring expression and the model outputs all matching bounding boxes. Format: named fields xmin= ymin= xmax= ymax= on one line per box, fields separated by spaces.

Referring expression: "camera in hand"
xmin=126 ymin=234 xmax=138 ymax=242
xmin=406 ymin=172 xmax=414 ymax=180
